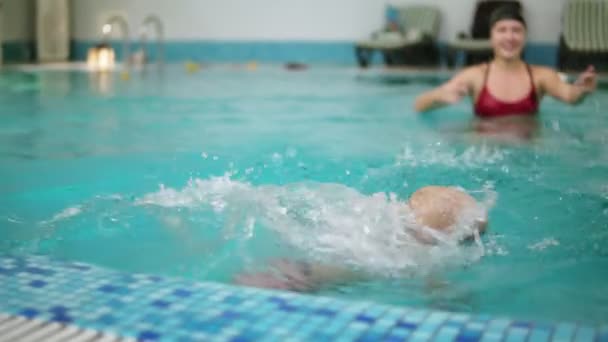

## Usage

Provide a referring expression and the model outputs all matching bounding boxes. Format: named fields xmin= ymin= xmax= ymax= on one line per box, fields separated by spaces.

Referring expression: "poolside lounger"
xmin=558 ymin=0 xmax=608 ymax=70
xmin=354 ymin=5 xmax=440 ymax=68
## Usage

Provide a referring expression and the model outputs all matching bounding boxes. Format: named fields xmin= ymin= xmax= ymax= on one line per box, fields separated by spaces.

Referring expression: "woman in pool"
xmin=235 ymin=185 xmax=488 ymax=292
xmin=414 ymin=6 xmax=597 ymax=121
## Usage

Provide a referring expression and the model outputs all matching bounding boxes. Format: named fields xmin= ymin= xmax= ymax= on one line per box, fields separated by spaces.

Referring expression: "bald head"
xmin=408 ymin=186 xmax=488 ymax=236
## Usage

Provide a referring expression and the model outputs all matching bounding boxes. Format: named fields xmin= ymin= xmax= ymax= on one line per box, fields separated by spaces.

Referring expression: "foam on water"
xmin=528 ymin=238 xmax=560 ymax=251
xmin=395 ymin=143 xmax=508 ymax=169
xmin=40 ymin=206 xmax=83 ymax=225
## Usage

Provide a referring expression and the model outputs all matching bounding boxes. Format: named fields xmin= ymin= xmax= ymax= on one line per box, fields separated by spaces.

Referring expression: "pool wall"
xmin=70 ymin=40 xmax=558 ymax=67
xmin=1 ymin=40 xmax=558 ymax=67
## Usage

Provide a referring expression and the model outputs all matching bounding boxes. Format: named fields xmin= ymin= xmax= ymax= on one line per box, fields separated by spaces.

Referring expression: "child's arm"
xmin=235 ymin=259 xmax=364 ymax=292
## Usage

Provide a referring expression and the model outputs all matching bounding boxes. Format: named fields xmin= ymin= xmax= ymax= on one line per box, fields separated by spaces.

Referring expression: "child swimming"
xmin=235 ymin=185 xmax=489 ymax=291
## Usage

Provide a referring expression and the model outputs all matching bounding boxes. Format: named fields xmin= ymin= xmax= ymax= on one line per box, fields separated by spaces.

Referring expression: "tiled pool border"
xmin=0 ymin=255 xmax=606 ymax=342
xmin=0 ymin=312 xmax=138 ymax=341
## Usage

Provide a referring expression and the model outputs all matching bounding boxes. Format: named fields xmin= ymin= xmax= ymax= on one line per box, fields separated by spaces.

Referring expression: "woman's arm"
xmin=414 ymin=68 xmax=475 ymax=113
xmin=538 ymin=65 xmax=597 ymax=104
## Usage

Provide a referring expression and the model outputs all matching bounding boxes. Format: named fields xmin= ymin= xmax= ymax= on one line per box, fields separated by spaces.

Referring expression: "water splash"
xmin=40 ymin=206 xmax=83 ymax=225
xmin=484 ymin=235 xmax=509 ymax=256
xmin=136 ymin=176 xmax=496 ymax=276
xmin=528 ymin=238 xmax=559 ymax=251
xmin=395 ymin=143 xmax=508 ymax=169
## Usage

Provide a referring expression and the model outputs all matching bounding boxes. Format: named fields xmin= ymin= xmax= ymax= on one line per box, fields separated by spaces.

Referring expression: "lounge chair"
xmin=558 ymin=0 xmax=608 ymax=71
xmin=446 ymin=1 xmax=522 ymax=67
xmin=354 ymin=5 xmax=441 ymax=68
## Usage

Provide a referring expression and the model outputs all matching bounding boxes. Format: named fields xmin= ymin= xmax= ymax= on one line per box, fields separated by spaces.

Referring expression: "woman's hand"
xmin=436 ymin=81 xmax=469 ymax=105
xmin=540 ymin=65 xmax=597 ymax=104
xmin=574 ymin=65 xmax=597 ymax=94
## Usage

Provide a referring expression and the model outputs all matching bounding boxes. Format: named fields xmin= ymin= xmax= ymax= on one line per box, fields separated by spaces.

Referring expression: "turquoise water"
xmin=0 ymin=65 xmax=607 ymax=324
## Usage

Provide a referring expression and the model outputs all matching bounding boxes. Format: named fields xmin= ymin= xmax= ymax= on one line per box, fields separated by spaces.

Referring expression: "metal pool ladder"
xmin=137 ymin=14 xmax=165 ymax=68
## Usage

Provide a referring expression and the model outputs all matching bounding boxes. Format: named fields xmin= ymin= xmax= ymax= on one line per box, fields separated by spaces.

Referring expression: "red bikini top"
xmin=474 ymin=63 xmax=539 ymax=118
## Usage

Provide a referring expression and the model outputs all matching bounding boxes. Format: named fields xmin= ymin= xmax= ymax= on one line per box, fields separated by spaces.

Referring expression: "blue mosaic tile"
xmin=231 ymin=333 xmax=259 ymax=342
xmin=449 ymin=313 xmax=471 ymax=323
xmin=418 ymin=321 xmax=442 ymax=337
xmin=374 ymin=318 xmax=398 ymax=332
xmin=528 ymin=326 xmax=552 ymax=342
xmin=456 ymin=327 xmax=483 ymax=342
xmin=505 ymin=327 xmax=530 ymax=342
xmin=486 ymin=319 xmax=511 ymax=334
xmin=383 ymin=336 xmax=408 ymax=342
xmin=598 ymin=326 xmax=608 ymax=342
xmin=68 ymin=262 xmax=92 ymax=271
xmin=97 ymin=313 xmax=118 ymax=325
xmin=315 ymin=308 xmax=338 ymax=317
xmin=386 ymin=326 xmax=413 ymax=339
xmin=434 ymin=326 xmax=461 ymax=342
xmin=573 ymin=326 xmax=595 ymax=342
xmin=98 ymin=284 xmax=129 ymax=294
xmin=356 ymin=314 xmax=377 ymax=324
xmin=138 ymin=330 xmax=162 ymax=341
xmin=52 ymin=313 xmax=74 ymax=323
xmin=554 ymin=323 xmax=577 ymax=342
xmin=480 ymin=332 xmax=506 ymax=342
xmin=472 ymin=314 xmax=493 ymax=323
xmin=28 ymin=279 xmax=47 ymax=288
xmin=49 ymin=305 xmax=69 ymax=314
xmin=357 ymin=332 xmax=387 ymax=342
xmin=403 ymin=310 xmax=429 ymax=324
xmin=150 ymin=299 xmax=172 ymax=308
xmin=24 ymin=266 xmax=54 ymax=276
xmin=173 ymin=288 xmax=193 ymax=298
xmin=410 ymin=330 xmax=436 ymax=342
xmin=426 ymin=311 xmax=449 ymax=325
xmin=396 ymin=320 xmax=419 ymax=330
xmin=335 ymin=328 xmax=365 ymax=342
xmin=0 ymin=255 xmax=604 ymax=342
xmin=512 ymin=320 xmax=533 ymax=329
xmin=19 ymin=307 xmax=39 ymax=318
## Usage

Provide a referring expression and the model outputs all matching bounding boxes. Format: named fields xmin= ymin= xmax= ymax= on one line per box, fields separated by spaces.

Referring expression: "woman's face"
xmin=491 ymin=19 xmax=527 ymax=60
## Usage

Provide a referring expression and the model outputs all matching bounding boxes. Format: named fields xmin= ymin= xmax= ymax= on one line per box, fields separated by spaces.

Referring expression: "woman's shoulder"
xmin=529 ymin=64 xmax=561 ymax=83
xmin=464 ymin=63 xmax=488 ymax=74
xmin=452 ymin=63 xmax=486 ymax=80
xmin=529 ymin=64 xmax=558 ymax=76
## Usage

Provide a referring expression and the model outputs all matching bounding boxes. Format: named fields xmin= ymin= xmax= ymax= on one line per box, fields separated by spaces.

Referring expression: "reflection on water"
xmin=473 ymin=116 xmax=540 ymax=142
xmin=89 ymin=71 xmax=113 ymax=95
xmin=38 ymin=71 xmax=73 ymax=96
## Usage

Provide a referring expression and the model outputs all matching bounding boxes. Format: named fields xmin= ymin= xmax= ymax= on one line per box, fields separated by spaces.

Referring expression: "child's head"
xmin=408 ymin=186 xmax=488 ymax=241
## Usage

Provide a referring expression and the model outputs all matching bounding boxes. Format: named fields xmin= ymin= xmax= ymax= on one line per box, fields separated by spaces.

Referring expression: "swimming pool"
xmin=0 ymin=64 xmax=607 ymax=326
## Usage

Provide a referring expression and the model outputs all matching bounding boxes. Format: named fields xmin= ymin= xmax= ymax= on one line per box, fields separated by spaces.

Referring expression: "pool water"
xmin=0 ymin=65 xmax=607 ymax=324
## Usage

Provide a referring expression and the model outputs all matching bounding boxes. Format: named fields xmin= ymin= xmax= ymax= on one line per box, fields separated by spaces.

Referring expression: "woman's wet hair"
xmin=489 ymin=5 xmax=526 ymax=29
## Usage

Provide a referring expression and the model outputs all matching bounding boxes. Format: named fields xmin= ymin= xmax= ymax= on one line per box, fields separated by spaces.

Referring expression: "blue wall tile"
xmin=71 ymin=40 xmax=357 ymax=65
xmin=1 ymin=41 xmax=36 ymax=63
xmin=69 ymin=40 xmax=559 ymax=67
xmin=0 ymin=39 xmax=559 ymax=67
